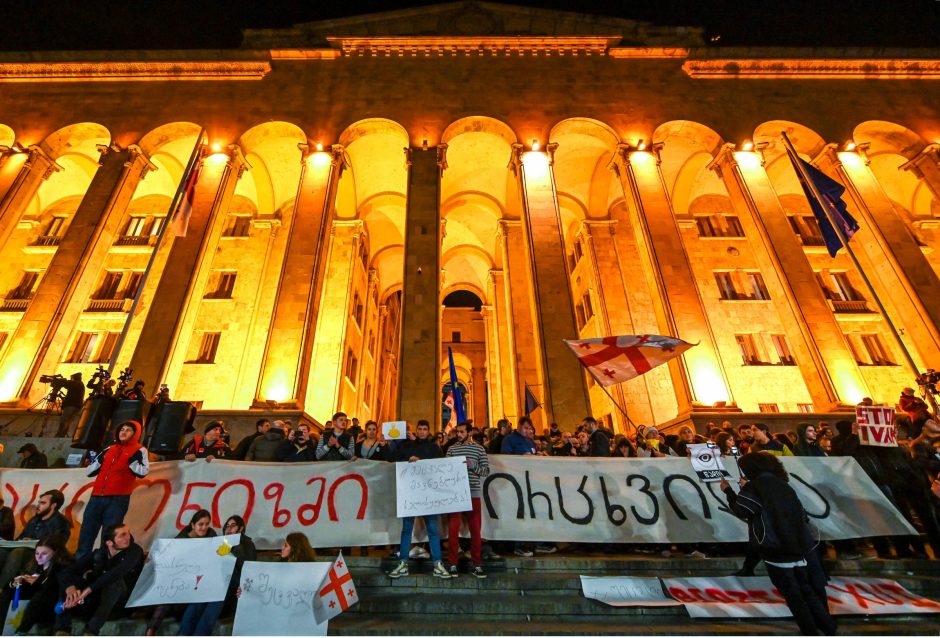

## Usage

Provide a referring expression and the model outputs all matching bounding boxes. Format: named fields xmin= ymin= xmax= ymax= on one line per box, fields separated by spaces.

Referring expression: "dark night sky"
xmin=3 ymin=0 xmax=939 ymax=51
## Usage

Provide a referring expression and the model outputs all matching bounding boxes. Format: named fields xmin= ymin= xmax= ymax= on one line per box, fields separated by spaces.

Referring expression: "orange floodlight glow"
xmin=741 ymin=140 xmax=754 ymax=152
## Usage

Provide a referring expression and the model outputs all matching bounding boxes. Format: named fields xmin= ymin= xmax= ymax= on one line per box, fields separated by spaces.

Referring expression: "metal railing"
xmin=0 ymin=298 xmax=30 ymax=312
xmin=86 ymin=298 xmax=132 ymax=312
xmin=830 ymin=299 xmax=870 ymax=313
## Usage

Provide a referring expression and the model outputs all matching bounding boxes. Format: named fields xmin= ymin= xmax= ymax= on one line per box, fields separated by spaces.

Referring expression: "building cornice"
xmin=682 ymin=57 xmax=940 ymax=79
xmin=0 ymin=61 xmax=271 ymax=82
xmin=326 ymin=35 xmax=621 ymax=56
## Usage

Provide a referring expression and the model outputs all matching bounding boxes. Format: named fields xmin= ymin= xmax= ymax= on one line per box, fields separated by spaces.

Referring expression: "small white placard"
xmin=381 ymin=421 xmax=407 ymax=440
xmin=580 ymin=576 xmax=682 ymax=607
xmin=65 ymin=453 xmax=85 ymax=467
xmin=395 ymin=456 xmax=471 ymax=517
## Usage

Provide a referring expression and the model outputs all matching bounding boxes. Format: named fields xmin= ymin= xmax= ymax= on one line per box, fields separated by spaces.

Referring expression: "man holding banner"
xmin=389 ymin=420 xmax=453 ymax=580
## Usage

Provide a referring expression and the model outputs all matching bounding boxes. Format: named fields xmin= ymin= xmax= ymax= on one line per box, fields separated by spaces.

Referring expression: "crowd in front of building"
xmin=0 ymin=384 xmax=939 ymax=635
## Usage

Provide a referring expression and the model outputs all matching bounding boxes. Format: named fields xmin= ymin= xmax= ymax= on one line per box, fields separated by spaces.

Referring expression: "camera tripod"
xmin=0 ymin=388 xmax=65 ymax=437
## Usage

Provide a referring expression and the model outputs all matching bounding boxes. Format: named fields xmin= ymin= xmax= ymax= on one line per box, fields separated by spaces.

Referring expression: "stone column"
xmin=305 ymin=220 xmax=363 ymax=420
xmin=512 ymin=144 xmax=589 ymax=426
xmin=709 ymin=144 xmax=866 ymax=409
xmin=0 ymin=147 xmax=60 ymax=254
xmin=480 ymin=303 xmax=503 ymax=424
xmin=825 ymin=145 xmax=940 ymax=366
xmin=3 ymin=145 xmax=153 ymax=403
xmin=580 ymin=220 xmax=654 ymax=428
xmin=611 ymin=145 xmax=733 ymax=415
xmin=255 ymin=145 xmax=344 ymax=408
xmin=397 ymin=146 xmax=443 ymax=428
xmin=128 ymin=146 xmax=245 ymax=389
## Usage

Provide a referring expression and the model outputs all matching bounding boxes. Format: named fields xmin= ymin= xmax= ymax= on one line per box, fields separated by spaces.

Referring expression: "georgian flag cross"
xmin=312 ymin=551 xmax=358 ymax=624
xmin=563 ymin=335 xmax=696 ymax=387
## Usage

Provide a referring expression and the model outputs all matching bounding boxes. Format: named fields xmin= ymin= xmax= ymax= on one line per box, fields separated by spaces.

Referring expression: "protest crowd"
xmin=0 ymin=382 xmax=939 ymax=636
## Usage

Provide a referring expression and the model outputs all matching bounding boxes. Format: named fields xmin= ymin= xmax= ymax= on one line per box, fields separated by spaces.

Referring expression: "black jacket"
xmin=394 ymin=437 xmax=443 ymax=462
xmin=278 ymin=440 xmax=318 ymax=463
xmin=232 ymin=432 xmax=264 ymax=461
xmin=589 ymin=429 xmax=611 ymax=457
xmin=723 ymin=471 xmax=814 ymax=563
xmin=59 ymin=542 xmax=144 ymax=593
xmin=19 ymin=511 xmax=71 ymax=543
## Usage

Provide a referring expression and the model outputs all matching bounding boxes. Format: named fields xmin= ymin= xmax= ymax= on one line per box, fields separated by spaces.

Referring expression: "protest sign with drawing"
xmin=855 ymin=406 xmax=898 ymax=447
xmin=233 ymin=560 xmax=330 ymax=636
xmin=688 ymin=443 xmax=728 ymax=482
xmin=126 ymin=534 xmax=241 ymax=607
xmin=580 ymin=576 xmax=682 ymax=607
xmin=381 ymin=421 xmax=406 ymax=440
xmin=396 ymin=456 xmax=471 ymax=518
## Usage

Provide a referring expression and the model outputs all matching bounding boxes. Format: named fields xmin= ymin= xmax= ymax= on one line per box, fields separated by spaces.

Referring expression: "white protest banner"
xmin=688 ymin=444 xmax=727 ymax=482
xmin=480 ymin=456 xmax=916 ymax=544
xmin=126 ymin=534 xmax=241 ymax=607
xmin=580 ymin=576 xmax=682 ymax=607
xmin=855 ymin=406 xmax=898 ymax=447
xmin=662 ymin=576 xmax=790 ymax=618
xmin=662 ymin=576 xmax=940 ymax=618
xmin=381 ymin=421 xmax=406 ymax=440
xmin=233 ymin=560 xmax=329 ymax=636
xmin=0 ymin=540 xmax=36 ymax=550
xmin=827 ymin=577 xmax=940 ymax=615
xmin=0 ymin=456 xmax=916 ymax=550
xmin=396 ymin=456 xmax=471 ymax=517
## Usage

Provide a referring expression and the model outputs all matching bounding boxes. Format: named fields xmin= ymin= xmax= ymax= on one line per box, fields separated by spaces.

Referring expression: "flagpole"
xmin=106 ymin=129 xmax=206 ymax=376
xmin=781 ymin=131 xmax=923 ymax=388
xmin=592 ymin=372 xmax=641 ymax=436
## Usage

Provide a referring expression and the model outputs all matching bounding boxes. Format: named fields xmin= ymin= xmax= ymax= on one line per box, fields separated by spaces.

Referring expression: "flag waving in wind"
xmin=169 ymin=144 xmax=204 ymax=238
xmin=564 ymin=335 xmax=695 ymax=387
xmin=784 ymin=141 xmax=859 ymax=258
xmin=312 ymin=551 xmax=358 ymax=624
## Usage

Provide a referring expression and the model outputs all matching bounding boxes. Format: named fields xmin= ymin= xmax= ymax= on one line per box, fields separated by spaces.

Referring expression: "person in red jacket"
xmin=76 ymin=421 xmax=150 ymax=559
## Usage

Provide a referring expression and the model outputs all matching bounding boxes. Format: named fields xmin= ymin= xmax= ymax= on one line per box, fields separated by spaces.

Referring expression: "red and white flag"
xmin=312 ymin=551 xmax=358 ymax=624
xmin=564 ymin=335 xmax=695 ymax=387
xmin=169 ymin=154 xmax=203 ymax=238
xmin=443 ymin=391 xmax=457 ymax=432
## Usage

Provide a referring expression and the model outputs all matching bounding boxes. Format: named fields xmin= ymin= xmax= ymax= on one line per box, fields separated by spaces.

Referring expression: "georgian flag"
xmin=564 ymin=335 xmax=696 ymax=387
xmin=312 ymin=552 xmax=358 ymax=624
xmin=443 ymin=391 xmax=457 ymax=432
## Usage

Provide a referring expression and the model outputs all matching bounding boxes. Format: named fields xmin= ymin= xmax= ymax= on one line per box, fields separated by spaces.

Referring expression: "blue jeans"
xmin=76 ymin=495 xmax=130 ymax=559
xmin=399 ymin=516 xmax=442 ymax=563
xmin=178 ymin=601 xmax=224 ymax=636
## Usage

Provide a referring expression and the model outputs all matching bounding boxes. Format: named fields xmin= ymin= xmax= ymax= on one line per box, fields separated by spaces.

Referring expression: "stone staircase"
xmin=83 ymin=552 xmax=940 ymax=635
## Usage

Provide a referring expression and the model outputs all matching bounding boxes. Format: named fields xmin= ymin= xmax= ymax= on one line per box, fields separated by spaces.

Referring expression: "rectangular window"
xmin=696 ymin=214 xmax=744 ymax=238
xmin=223 ymin=215 xmax=251 ymax=238
xmin=94 ymin=332 xmax=120 ymax=364
xmin=735 ymin=334 xmax=766 ymax=365
xmin=695 ymin=216 xmax=718 ymax=237
xmin=452 ymin=331 xmax=461 ymax=343
xmin=363 ymin=379 xmax=372 ymax=404
xmin=95 ymin=272 xmax=123 ymax=300
xmin=45 ymin=216 xmax=66 ymax=237
xmin=345 ymin=348 xmax=358 ymax=382
xmin=352 ymin=292 xmax=363 ymax=326
xmin=758 ymin=403 xmax=780 ymax=413
xmin=582 ymin=292 xmax=594 ymax=321
xmin=830 ymin=272 xmax=860 ymax=302
xmin=572 ymin=239 xmax=583 ymax=263
xmin=747 ymin=273 xmax=770 ymax=300
xmin=205 ymin=272 xmax=237 ymax=299
xmin=861 ymin=334 xmax=895 ymax=366
xmin=189 ymin=332 xmax=221 ymax=364
xmin=149 ymin=216 xmax=166 ymax=237
xmin=10 ymin=272 xmax=39 ymax=300
xmin=66 ymin=332 xmax=98 ymax=364
xmin=125 ymin=216 xmax=148 ymax=237
xmin=123 ymin=272 xmax=143 ymax=299
xmin=575 ymin=302 xmax=586 ymax=330
xmin=797 ymin=403 xmax=814 ymax=414
xmin=725 ymin=215 xmax=744 ymax=237
xmin=770 ymin=334 xmax=796 ymax=366
xmin=358 ymin=242 xmax=369 ymax=270
xmin=714 ymin=272 xmax=737 ymax=300
xmin=368 ymin=330 xmax=376 ymax=355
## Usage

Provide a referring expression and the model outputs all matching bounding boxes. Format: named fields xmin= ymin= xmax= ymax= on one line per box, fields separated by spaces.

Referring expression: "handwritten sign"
xmin=126 ymin=534 xmax=240 ymax=607
xmin=233 ymin=560 xmax=329 ymax=636
xmin=396 ymin=456 xmax=471 ymax=517
xmin=688 ymin=444 xmax=728 ymax=482
xmin=580 ymin=576 xmax=681 ymax=607
xmin=381 ymin=421 xmax=406 ymax=440
xmin=856 ymin=406 xmax=898 ymax=447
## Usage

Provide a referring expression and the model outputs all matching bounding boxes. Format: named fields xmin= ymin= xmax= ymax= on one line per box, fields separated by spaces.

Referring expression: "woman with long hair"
xmin=281 ymin=532 xmax=317 ymax=562
xmin=0 ymin=535 xmax=72 ymax=635
xmin=720 ymin=453 xmax=835 ymax=635
xmin=178 ymin=515 xmax=257 ymax=635
xmin=146 ymin=510 xmax=217 ymax=635
xmin=355 ymin=420 xmax=389 ymax=461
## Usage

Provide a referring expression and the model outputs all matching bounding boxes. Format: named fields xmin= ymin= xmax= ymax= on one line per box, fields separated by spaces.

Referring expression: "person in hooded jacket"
xmin=245 ymin=420 xmax=288 ymax=461
xmin=76 ymin=421 xmax=150 ymax=560
xmin=720 ymin=453 xmax=836 ymax=636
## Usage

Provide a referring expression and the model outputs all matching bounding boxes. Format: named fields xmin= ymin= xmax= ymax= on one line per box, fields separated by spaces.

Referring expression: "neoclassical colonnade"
xmin=0 ymin=115 xmax=938 ymax=432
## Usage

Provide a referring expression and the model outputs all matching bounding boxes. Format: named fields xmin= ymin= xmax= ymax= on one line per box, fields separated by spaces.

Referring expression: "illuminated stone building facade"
xmin=1 ymin=2 xmax=939 ymax=434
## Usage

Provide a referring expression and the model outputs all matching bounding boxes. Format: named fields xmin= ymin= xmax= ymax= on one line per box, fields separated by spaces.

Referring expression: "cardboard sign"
xmin=688 ymin=444 xmax=728 ymax=482
xmin=381 ymin=421 xmax=407 ymax=440
xmin=396 ymin=456 xmax=471 ymax=517
xmin=855 ymin=406 xmax=898 ymax=447
xmin=580 ymin=576 xmax=682 ymax=607
xmin=126 ymin=534 xmax=241 ymax=607
xmin=233 ymin=560 xmax=329 ymax=636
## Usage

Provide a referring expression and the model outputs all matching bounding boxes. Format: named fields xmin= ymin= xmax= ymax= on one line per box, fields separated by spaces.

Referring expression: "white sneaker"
xmin=432 ymin=561 xmax=453 ymax=579
xmin=388 ymin=560 xmax=409 ymax=579
xmin=409 ymin=546 xmax=430 ymax=559
xmin=514 ymin=548 xmax=534 ymax=558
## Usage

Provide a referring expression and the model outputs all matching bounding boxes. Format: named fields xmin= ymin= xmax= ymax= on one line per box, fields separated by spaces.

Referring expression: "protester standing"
xmin=76 ymin=422 xmax=150 ymax=559
xmin=279 ymin=423 xmax=318 ymax=462
xmin=232 ymin=419 xmax=271 ymax=460
xmin=55 ymin=372 xmax=86 ymax=438
xmin=355 ymin=421 xmax=390 ymax=460
xmin=316 ymin=412 xmax=355 ymax=461
xmin=182 ymin=421 xmax=231 ymax=462
xmin=245 ymin=420 xmax=288 ymax=461
xmin=446 ymin=421 xmax=490 ymax=578
xmin=584 ymin=417 xmax=611 ymax=457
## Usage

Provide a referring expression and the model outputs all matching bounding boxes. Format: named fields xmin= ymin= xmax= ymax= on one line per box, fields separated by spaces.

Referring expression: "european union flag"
xmin=785 ymin=145 xmax=859 ymax=258
xmin=447 ymin=347 xmax=466 ymax=425
xmin=524 ymin=383 xmax=541 ymax=416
